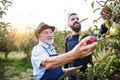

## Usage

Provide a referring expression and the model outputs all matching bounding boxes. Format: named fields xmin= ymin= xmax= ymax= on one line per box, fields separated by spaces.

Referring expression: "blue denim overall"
xmin=40 ymin=46 xmax=64 ymax=80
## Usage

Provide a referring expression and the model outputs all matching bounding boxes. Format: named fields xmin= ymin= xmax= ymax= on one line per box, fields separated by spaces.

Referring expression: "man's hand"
xmin=62 ymin=67 xmax=80 ymax=76
xmin=71 ymin=69 xmax=80 ymax=76
xmin=71 ymin=36 xmax=97 ymax=58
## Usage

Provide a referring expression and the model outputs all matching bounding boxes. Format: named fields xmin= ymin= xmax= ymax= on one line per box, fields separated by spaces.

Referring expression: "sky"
xmin=2 ymin=0 xmax=101 ymax=32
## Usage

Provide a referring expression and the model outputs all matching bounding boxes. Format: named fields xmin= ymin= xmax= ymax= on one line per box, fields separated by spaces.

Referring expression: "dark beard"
xmin=71 ymin=22 xmax=81 ymax=33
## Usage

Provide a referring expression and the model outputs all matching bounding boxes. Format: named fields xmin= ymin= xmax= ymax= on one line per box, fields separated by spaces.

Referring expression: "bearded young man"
xmin=64 ymin=13 xmax=93 ymax=80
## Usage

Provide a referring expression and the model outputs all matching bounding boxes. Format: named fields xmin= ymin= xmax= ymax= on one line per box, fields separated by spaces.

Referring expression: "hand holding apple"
xmin=86 ymin=36 xmax=97 ymax=44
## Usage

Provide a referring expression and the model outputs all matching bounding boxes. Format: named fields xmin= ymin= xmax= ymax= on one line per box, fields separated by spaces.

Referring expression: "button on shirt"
xmin=31 ymin=41 xmax=57 ymax=79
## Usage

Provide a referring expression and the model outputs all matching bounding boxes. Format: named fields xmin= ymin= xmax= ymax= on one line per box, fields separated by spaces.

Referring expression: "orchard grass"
xmin=0 ymin=51 xmax=34 ymax=80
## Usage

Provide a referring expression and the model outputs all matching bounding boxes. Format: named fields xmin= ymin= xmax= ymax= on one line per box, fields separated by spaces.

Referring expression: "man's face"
xmin=38 ymin=28 xmax=54 ymax=44
xmin=101 ymin=11 xmax=111 ymax=19
xmin=68 ymin=14 xmax=81 ymax=33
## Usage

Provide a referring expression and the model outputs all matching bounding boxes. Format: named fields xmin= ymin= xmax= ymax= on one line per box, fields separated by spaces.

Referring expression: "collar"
xmin=71 ymin=34 xmax=79 ymax=38
xmin=38 ymin=40 xmax=53 ymax=49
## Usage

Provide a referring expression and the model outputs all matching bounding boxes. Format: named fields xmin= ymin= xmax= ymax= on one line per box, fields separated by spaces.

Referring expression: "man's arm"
xmin=41 ymin=51 xmax=75 ymax=69
xmin=98 ymin=21 xmax=108 ymax=38
xmin=41 ymin=36 xmax=97 ymax=70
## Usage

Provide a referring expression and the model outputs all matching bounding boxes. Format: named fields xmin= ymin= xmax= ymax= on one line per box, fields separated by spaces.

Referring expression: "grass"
xmin=0 ymin=51 xmax=34 ymax=80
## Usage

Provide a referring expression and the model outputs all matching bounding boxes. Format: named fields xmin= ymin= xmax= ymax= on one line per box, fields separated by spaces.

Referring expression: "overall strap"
xmin=41 ymin=45 xmax=58 ymax=57
xmin=41 ymin=45 xmax=51 ymax=56
xmin=40 ymin=45 xmax=63 ymax=80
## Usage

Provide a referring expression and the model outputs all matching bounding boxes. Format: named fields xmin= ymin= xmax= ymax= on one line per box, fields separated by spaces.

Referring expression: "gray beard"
xmin=45 ymin=39 xmax=54 ymax=45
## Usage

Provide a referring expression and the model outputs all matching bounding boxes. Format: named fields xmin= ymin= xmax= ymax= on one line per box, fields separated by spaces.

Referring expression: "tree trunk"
xmin=5 ymin=52 xmax=8 ymax=60
xmin=26 ymin=51 xmax=31 ymax=63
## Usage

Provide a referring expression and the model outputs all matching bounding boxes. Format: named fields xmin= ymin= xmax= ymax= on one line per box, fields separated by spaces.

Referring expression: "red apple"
xmin=87 ymin=36 xmax=97 ymax=44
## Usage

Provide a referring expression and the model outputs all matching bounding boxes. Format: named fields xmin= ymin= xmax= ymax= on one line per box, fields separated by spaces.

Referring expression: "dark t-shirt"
xmin=64 ymin=34 xmax=93 ymax=72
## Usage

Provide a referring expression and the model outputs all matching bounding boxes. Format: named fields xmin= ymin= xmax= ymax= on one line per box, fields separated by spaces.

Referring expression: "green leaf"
xmin=105 ymin=20 xmax=110 ymax=28
xmin=91 ymin=1 xmax=94 ymax=8
xmin=93 ymin=8 xmax=101 ymax=13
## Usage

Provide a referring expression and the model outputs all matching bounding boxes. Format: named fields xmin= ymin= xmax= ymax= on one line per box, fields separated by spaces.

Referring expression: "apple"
xmin=87 ymin=36 xmax=97 ymax=44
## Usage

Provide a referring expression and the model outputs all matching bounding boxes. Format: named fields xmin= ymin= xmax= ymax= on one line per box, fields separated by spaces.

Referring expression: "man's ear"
xmin=38 ymin=33 xmax=41 ymax=39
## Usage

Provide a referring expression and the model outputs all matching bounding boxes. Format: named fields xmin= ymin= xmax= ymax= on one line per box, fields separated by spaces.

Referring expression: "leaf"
xmin=91 ymin=1 xmax=94 ymax=8
xmin=105 ymin=20 xmax=110 ymax=28
xmin=80 ymin=18 xmax=88 ymax=23
xmin=93 ymin=8 xmax=101 ymax=13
